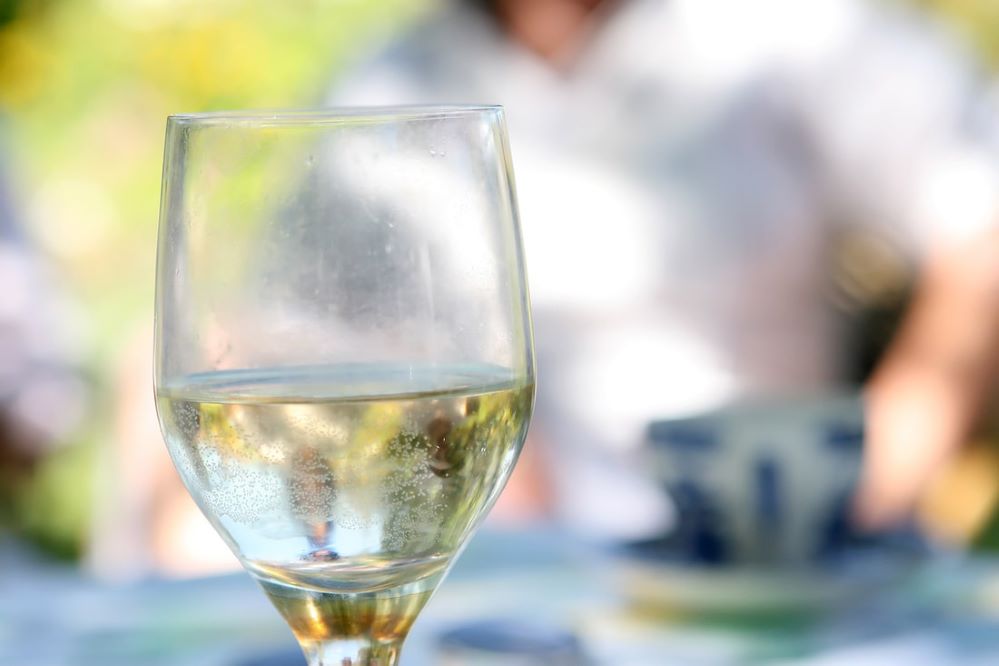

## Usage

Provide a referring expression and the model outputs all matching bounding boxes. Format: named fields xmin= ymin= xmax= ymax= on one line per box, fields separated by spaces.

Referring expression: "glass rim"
xmin=167 ymin=104 xmax=504 ymax=127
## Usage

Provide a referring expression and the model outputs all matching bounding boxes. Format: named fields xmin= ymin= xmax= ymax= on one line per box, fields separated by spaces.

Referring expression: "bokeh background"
xmin=1 ymin=1 xmax=998 ymax=664
xmin=0 ymin=0 xmax=996 ymax=574
xmin=0 ymin=0 xmax=423 ymax=559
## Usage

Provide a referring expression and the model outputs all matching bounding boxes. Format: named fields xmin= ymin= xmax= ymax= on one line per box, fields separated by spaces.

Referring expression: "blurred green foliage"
xmin=1 ymin=0 xmax=424 ymax=362
xmin=0 ymin=0 xmax=429 ymax=558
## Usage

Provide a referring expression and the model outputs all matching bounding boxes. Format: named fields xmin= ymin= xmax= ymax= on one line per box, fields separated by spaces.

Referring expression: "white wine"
xmin=254 ymin=560 xmax=437 ymax=657
xmin=156 ymin=364 xmax=533 ymax=645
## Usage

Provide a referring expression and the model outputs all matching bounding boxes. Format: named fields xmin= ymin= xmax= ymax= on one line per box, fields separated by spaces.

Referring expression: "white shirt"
xmin=330 ymin=0 xmax=999 ymax=537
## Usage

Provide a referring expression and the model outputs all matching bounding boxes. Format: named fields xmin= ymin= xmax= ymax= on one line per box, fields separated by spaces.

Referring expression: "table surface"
xmin=6 ymin=527 xmax=999 ymax=665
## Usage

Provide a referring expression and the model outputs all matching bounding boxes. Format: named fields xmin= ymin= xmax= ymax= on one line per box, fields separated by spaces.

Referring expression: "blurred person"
xmin=323 ymin=0 xmax=999 ymax=539
xmin=104 ymin=0 xmax=998 ymax=577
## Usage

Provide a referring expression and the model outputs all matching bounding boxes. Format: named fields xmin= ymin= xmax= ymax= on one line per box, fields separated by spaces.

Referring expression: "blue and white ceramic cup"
xmin=620 ymin=395 xmax=927 ymax=614
xmin=645 ymin=395 xmax=867 ymax=566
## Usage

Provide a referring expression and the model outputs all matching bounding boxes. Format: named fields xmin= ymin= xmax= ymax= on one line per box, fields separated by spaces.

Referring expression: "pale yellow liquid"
xmin=156 ymin=364 xmax=533 ymax=646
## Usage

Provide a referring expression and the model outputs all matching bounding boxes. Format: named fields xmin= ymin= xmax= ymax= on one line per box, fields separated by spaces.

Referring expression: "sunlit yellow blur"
xmin=0 ymin=0 xmax=426 ymax=559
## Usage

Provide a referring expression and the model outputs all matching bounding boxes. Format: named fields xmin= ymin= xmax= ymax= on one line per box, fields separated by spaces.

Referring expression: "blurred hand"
xmin=856 ymin=227 xmax=999 ymax=529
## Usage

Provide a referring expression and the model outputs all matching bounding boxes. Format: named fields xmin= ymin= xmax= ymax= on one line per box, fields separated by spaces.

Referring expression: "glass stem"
xmin=260 ymin=568 xmax=430 ymax=666
xmin=300 ymin=638 xmax=403 ymax=666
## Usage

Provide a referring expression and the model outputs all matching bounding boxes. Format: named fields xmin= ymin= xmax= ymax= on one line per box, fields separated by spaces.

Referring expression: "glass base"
xmin=300 ymin=637 xmax=403 ymax=666
xmin=259 ymin=576 xmax=433 ymax=666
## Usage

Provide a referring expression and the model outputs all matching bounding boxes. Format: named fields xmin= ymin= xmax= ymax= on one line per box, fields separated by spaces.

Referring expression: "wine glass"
xmin=153 ymin=106 xmax=534 ymax=665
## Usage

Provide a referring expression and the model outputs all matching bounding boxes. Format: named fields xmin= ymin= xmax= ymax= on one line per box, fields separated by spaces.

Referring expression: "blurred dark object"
xmin=829 ymin=227 xmax=915 ymax=384
xmin=0 ymin=0 xmax=53 ymax=28
xmin=438 ymin=619 xmax=586 ymax=666
xmin=972 ymin=501 xmax=999 ymax=553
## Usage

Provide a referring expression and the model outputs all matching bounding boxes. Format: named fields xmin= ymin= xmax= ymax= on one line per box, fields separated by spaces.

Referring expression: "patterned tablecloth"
xmin=5 ymin=528 xmax=999 ymax=665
